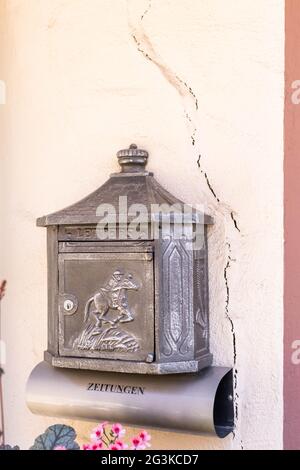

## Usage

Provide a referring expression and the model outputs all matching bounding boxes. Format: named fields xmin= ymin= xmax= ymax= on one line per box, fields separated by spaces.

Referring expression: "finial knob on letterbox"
xmin=117 ymin=143 xmax=149 ymax=173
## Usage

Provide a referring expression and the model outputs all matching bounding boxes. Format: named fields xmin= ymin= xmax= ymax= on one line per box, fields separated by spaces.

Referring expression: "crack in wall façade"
xmin=224 ymin=242 xmax=239 ymax=431
xmin=128 ymin=0 xmax=241 ymax=443
xmin=141 ymin=1 xmax=198 ymax=111
xmin=141 ymin=0 xmax=152 ymax=21
xmin=130 ymin=32 xmax=219 ymax=206
xmin=231 ymin=211 xmax=241 ymax=233
xmin=197 ymin=154 xmax=220 ymax=202
xmin=131 ymin=34 xmax=199 ymax=112
xmin=129 ymin=1 xmax=240 ymax=228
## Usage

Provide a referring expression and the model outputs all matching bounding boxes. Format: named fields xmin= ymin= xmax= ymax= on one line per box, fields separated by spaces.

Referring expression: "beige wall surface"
xmin=0 ymin=0 xmax=284 ymax=450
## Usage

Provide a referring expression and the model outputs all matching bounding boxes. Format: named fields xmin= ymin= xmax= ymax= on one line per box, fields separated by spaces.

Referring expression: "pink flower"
xmin=111 ymin=423 xmax=125 ymax=438
xmin=109 ymin=440 xmax=128 ymax=450
xmin=109 ymin=443 xmax=121 ymax=450
xmin=54 ymin=445 xmax=67 ymax=450
xmin=139 ymin=430 xmax=151 ymax=447
xmin=90 ymin=421 xmax=108 ymax=441
xmin=116 ymin=440 xmax=128 ymax=450
xmin=82 ymin=441 xmax=103 ymax=451
xmin=83 ymin=423 xmax=151 ymax=451
xmin=130 ymin=436 xmax=146 ymax=450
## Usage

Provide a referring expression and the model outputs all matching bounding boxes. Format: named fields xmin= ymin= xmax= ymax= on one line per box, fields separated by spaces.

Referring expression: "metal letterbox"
xmin=37 ymin=144 xmax=213 ymax=374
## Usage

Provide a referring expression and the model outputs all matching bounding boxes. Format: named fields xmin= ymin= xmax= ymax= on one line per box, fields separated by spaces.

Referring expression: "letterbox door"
xmin=58 ymin=252 xmax=154 ymax=362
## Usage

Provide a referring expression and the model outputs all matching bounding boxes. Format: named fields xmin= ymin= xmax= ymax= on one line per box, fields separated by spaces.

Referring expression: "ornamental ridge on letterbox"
xmin=37 ymin=144 xmax=214 ymax=374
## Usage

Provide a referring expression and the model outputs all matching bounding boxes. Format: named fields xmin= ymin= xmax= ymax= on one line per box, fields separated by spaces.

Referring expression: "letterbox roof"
xmin=37 ymin=144 xmax=213 ymax=227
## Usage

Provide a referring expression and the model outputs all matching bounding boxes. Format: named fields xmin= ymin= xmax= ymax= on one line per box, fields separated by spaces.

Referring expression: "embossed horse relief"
xmin=75 ymin=270 xmax=140 ymax=353
xmin=84 ymin=270 xmax=139 ymax=327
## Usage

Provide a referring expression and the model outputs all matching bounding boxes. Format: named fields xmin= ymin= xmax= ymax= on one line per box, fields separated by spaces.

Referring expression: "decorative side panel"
xmin=193 ymin=232 xmax=210 ymax=357
xmin=160 ymin=235 xmax=194 ymax=361
xmin=47 ymin=226 xmax=59 ymax=355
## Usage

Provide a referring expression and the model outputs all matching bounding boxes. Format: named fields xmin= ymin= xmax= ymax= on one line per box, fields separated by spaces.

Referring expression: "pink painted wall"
xmin=284 ymin=0 xmax=300 ymax=450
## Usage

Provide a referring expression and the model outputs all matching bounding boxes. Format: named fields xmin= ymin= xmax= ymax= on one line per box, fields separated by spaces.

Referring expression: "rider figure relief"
xmin=75 ymin=270 xmax=140 ymax=353
xmin=104 ymin=270 xmax=134 ymax=323
xmin=83 ymin=269 xmax=139 ymax=327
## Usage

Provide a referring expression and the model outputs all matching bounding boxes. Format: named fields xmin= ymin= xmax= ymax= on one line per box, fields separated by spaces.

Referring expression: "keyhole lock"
xmin=60 ymin=294 xmax=78 ymax=315
xmin=64 ymin=299 xmax=74 ymax=312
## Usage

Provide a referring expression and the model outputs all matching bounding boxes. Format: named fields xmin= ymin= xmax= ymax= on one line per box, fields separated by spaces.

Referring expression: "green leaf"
xmin=30 ymin=424 xmax=80 ymax=450
xmin=0 ymin=444 xmax=20 ymax=450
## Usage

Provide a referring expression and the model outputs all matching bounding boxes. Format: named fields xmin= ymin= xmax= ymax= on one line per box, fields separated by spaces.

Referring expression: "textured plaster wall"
xmin=0 ymin=0 xmax=284 ymax=450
